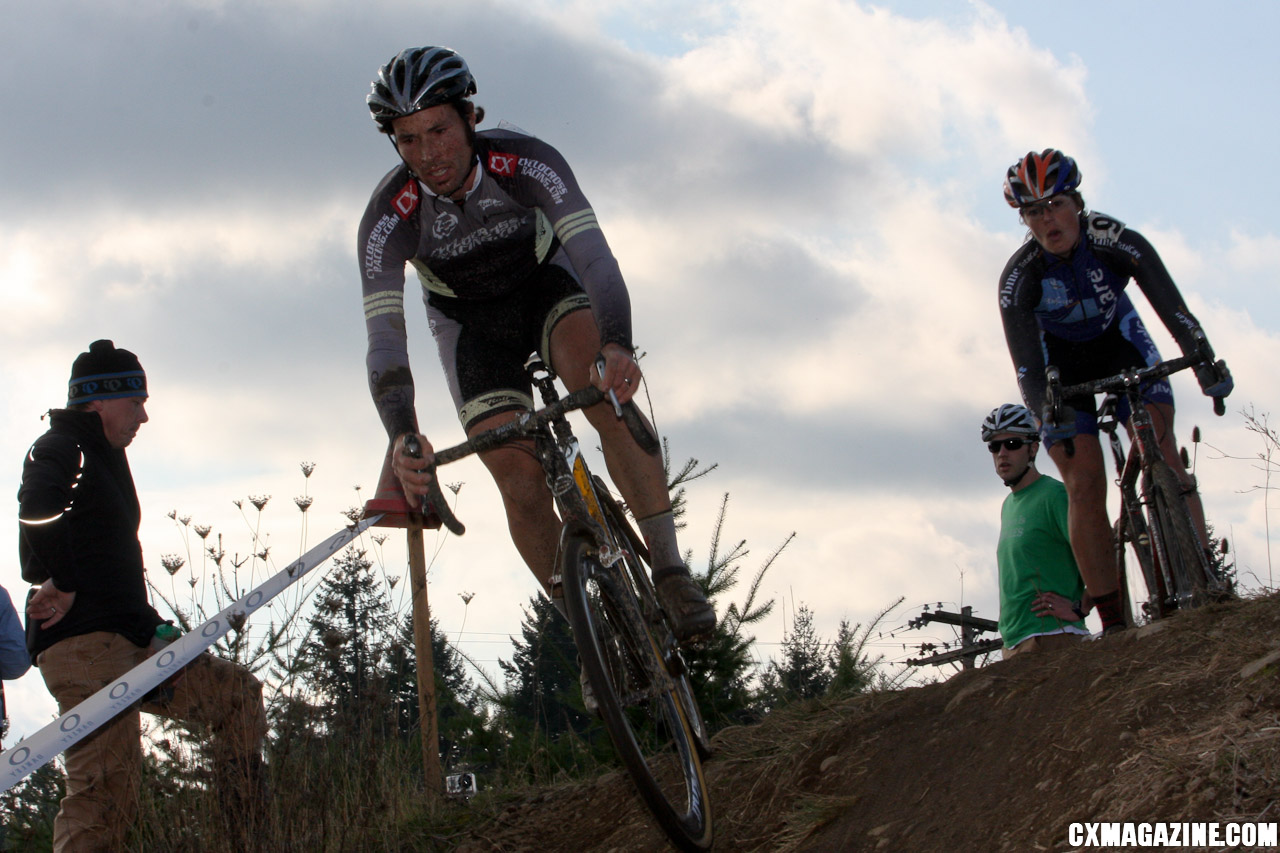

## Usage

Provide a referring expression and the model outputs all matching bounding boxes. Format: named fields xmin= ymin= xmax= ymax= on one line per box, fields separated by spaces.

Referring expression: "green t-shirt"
xmin=997 ymin=475 xmax=1087 ymax=648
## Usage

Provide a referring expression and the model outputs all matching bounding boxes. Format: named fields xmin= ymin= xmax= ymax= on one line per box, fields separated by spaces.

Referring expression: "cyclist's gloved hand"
xmin=1040 ymin=403 xmax=1077 ymax=443
xmin=1194 ymin=360 xmax=1234 ymax=399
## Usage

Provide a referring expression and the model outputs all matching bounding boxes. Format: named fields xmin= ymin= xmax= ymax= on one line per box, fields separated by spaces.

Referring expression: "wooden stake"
xmin=407 ymin=516 xmax=442 ymax=795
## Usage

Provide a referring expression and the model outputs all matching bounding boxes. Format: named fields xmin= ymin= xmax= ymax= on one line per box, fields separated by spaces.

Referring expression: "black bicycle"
xmin=409 ymin=354 xmax=713 ymax=852
xmin=1044 ymin=341 xmax=1232 ymax=621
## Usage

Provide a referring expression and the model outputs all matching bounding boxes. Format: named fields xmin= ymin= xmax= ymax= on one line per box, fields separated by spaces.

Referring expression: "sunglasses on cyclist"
xmin=987 ymin=438 xmax=1032 ymax=453
xmin=1020 ymin=197 xmax=1072 ymax=221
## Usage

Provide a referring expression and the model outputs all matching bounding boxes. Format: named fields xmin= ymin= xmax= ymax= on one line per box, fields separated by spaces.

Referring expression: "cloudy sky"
xmin=3 ymin=0 xmax=1278 ymax=741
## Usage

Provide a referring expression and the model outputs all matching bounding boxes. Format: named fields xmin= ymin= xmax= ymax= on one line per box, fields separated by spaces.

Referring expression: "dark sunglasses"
xmin=987 ymin=438 xmax=1031 ymax=453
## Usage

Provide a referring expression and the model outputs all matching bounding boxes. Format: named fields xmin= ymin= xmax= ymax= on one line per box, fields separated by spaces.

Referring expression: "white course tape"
xmin=0 ymin=515 xmax=381 ymax=793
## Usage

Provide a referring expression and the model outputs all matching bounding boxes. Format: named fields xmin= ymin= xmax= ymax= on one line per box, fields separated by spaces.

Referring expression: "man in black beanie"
xmin=19 ymin=340 xmax=266 ymax=852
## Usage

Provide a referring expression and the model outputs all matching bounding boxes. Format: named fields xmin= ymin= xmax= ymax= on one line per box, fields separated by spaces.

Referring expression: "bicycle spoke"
xmin=564 ymin=534 xmax=712 ymax=852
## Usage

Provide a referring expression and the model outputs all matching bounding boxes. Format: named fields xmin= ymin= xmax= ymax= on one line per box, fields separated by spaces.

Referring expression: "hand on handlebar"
xmin=393 ymin=432 xmax=436 ymax=510
xmin=1194 ymin=359 xmax=1233 ymax=400
xmin=592 ymin=343 xmax=641 ymax=405
xmin=1040 ymin=403 xmax=1078 ymax=444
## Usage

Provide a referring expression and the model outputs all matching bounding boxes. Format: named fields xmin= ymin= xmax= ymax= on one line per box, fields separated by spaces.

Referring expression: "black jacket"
xmin=18 ymin=409 xmax=161 ymax=660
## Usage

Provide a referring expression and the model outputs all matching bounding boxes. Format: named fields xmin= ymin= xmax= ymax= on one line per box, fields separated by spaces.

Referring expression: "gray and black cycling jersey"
xmin=358 ymin=126 xmax=632 ymax=439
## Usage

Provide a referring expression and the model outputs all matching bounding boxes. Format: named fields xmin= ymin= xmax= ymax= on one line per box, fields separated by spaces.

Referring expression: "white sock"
xmin=637 ymin=510 xmax=683 ymax=571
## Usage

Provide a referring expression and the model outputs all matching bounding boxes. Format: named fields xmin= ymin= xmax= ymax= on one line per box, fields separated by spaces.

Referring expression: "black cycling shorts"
xmin=427 ymin=263 xmax=592 ymax=430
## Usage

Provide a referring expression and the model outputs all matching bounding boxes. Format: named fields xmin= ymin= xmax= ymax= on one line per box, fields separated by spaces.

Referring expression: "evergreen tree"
xmin=384 ymin=611 xmax=498 ymax=771
xmin=827 ymin=618 xmax=872 ymax=697
xmin=0 ymin=761 xmax=63 ymax=850
xmin=826 ymin=597 xmax=906 ymax=697
xmin=682 ymin=492 xmax=786 ymax=727
xmin=780 ymin=605 xmax=831 ymax=698
xmin=497 ymin=595 xmax=587 ymax=740
xmin=296 ymin=546 xmax=396 ymax=736
xmin=758 ymin=604 xmax=831 ymax=710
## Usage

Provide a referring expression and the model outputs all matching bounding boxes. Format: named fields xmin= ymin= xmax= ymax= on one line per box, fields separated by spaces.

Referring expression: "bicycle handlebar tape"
xmin=426 ymin=477 xmax=466 ymax=536
xmin=621 ymin=402 xmax=661 ymax=456
xmin=362 ymin=438 xmax=443 ymax=530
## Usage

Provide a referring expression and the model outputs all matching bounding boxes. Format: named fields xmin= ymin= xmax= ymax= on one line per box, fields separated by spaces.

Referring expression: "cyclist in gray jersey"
xmin=357 ymin=47 xmax=714 ymax=642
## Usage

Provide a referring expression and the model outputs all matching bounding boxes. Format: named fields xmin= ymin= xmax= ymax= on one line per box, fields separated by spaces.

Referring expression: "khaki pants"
xmin=1002 ymin=630 xmax=1087 ymax=659
xmin=38 ymin=632 xmax=266 ymax=853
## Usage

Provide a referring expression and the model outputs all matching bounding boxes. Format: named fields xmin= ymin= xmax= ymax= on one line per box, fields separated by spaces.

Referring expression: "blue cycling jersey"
xmin=998 ymin=211 xmax=1204 ymax=417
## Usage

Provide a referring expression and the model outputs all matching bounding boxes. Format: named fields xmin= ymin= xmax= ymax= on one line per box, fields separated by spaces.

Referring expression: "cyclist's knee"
xmin=547 ymin=310 xmax=601 ymax=389
xmin=480 ymin=446 xmax=545 ymax=498
xmin=1062 ymin=464 xmax=1108 ymax=507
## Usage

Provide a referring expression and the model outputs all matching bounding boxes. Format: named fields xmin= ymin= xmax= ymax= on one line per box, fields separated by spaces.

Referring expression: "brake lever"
xmin=402 ymin=434 xmax=465 ymax=535
xmin=1044 ymin=366 xmax=1075 ymax=457
xmin=594 ymin=354 xmax=624 ymax=417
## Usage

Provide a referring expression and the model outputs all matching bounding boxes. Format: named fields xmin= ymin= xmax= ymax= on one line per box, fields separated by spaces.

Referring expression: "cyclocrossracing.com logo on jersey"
xmin=1069 ymin=822 xmax=1277 ymax=848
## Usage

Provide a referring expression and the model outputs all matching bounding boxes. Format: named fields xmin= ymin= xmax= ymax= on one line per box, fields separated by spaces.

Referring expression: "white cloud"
xmin=4 ymin=0 xmax=1280 ymax=743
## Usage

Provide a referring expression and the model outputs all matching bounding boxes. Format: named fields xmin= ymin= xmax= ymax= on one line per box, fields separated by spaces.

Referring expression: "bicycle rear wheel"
xmin=1145 ymin=460 xmax=1211 ymax=608
xmin=562 ymin=532 xmax=713 ymax=852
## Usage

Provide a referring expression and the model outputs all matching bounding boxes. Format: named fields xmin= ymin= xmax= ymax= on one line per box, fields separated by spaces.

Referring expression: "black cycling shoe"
xmin=653 ymin=566 xmax=716 ymax=642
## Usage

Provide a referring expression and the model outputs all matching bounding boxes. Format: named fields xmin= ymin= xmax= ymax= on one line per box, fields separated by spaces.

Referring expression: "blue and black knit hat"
xmin=67 ymin=340 xmax=147 ymax=406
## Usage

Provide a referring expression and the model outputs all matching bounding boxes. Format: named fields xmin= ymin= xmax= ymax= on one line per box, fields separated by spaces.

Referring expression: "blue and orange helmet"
xmin=1003 ymin=149 xmax=1082 ymax=208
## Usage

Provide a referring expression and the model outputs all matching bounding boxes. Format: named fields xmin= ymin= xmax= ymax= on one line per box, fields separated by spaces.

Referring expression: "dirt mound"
xmin=451 ymin=593 xmax=1280 ymax=852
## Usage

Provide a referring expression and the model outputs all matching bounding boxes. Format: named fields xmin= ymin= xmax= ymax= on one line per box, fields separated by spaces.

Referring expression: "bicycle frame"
xmin=1045 ymin=348 xmax=1227 ymax=618
xmin=413 ymin=355 xmax=713 ymax=850
xmin=526 ymin=362 xmax=636 ymax=575
xmin=1096 ymin=394 xmax=1173 ymax=618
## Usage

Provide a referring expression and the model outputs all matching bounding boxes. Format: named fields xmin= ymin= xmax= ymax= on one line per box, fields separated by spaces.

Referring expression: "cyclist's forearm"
xmin=1126 ymin=231 xmax=1205 ymax=355
xmin=365 ymin=317 xmax=419 ymax=439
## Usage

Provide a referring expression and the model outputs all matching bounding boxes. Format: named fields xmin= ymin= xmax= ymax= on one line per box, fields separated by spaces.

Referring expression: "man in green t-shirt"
xmin=982 ymin=404 xmax=1093 ymax=658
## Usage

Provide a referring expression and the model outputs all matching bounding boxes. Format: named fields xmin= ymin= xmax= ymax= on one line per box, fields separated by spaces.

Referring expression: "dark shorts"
xmin=427 ymin=263 xmax=592 ymax=430
xmin=1042 ymin=306 xmax=1174 ymax=442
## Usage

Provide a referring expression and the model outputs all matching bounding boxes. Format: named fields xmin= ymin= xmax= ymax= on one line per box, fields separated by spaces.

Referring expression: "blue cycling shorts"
xmin=1041 ymin=306 xmax=1174 ymax=446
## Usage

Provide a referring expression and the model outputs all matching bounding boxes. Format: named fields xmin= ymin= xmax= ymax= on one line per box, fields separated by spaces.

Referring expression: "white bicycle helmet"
xmin=981 ymin=403 xmax=1039 ymax=442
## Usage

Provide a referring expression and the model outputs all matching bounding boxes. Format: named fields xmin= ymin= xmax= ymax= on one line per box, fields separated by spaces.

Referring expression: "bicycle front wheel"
xmin=562 ymin=533 xmax=713 ymax=852
xmin=1145 ymin=460 xmax=1211 ymax=608
xmin=595 ymin=484 xmax=713 ymax=761
xmin=1116 ymin=511 xmax=1171 ymax=621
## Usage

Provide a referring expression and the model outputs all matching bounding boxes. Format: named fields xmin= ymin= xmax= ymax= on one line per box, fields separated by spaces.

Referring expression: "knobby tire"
xmin=1114 ymin=517 xmax=1137 ymax=627
xmin=1146 ymin=460 xmax=1211 ymax=609
xmin=1116 ymin=512 xmax=1173 ymax=622
xmin=595 ymin=485 xmax=713 ymax=761
xmin=561 ymin=533 xmax=713 ymax=853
